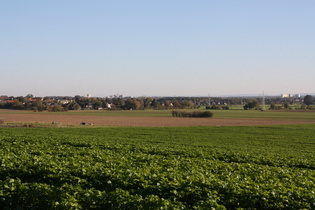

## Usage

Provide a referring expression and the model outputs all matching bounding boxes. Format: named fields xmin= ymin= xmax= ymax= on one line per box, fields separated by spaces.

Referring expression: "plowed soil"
xmin=1 ymin=113 xmax=314 ymax=127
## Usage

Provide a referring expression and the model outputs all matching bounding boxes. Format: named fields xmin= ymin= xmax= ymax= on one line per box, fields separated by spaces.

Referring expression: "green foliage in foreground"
xmin=0 ymin=125 xmax=315 ymax=209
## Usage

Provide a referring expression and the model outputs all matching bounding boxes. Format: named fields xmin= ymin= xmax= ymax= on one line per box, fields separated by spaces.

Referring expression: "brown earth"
xmin=0 ymin=113 xmax=314 ymax=127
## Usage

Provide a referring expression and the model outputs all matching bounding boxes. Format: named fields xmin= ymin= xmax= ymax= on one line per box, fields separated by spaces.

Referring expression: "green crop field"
xmin=210 ymin=110 xmax=315 ymax=120
xmin=0 ymin=125 xmax=315 ymax=209
xmin=1 ymin=108 xmax=315 ymax=121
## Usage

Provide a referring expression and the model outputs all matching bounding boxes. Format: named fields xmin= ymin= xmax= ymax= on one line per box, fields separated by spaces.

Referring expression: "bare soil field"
xmin=0 ymin=113 xmax=314 ymax=127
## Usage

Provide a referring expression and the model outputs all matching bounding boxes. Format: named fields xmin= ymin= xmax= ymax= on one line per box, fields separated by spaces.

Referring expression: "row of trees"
xmin=0 ymin=100 xmax=69 ymax=112
xmin=243 ymin=95 xmax=314 ymax=110
xmin=1 ymin=95 xmax=314 ymax=112
xmin=73 ymin=97 xmax=198 ymax=110
xmin=0 ymin=97 xmax=198 ymax=112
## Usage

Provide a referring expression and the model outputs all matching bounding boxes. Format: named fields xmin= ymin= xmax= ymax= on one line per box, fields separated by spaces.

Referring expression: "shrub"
xmin=222 ymin=105 xmax=229 ymax=110
xmin=171 ymin=111 xmax=179 ymax=117
xmin=172 ymin=111 xmax=213 ymax=118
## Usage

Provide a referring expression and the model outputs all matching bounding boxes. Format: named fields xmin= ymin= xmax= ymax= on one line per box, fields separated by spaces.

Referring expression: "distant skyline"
xmin=1 ymin=1 xmax=314 ymax=97
xmin=2 ymin=92 xmax=314 ymax=99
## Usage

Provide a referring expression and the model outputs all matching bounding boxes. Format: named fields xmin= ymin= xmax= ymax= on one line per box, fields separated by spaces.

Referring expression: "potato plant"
xmin=0 ymin=125 xmax=315 ymax=209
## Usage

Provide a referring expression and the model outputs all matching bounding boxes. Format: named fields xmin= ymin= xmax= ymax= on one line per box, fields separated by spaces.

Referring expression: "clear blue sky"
xmin=1 ymin=1 xmax=314 ymax=97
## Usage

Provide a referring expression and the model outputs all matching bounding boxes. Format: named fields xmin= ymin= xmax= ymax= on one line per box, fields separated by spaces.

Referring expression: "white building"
xmin=281 ymin=93 xmax=300 ymax=98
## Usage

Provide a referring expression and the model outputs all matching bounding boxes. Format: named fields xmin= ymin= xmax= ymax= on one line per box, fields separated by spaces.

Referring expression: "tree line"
xmin=0 ymin=96 xmax=197 ymax=112
xmin=242 ymin=95 xmax=314 ymax=110
xmin=0 ymin=94 xmax=314 ymax=112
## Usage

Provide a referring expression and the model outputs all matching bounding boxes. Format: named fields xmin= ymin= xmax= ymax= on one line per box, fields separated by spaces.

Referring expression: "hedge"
xmin=171 ymin=111 xmax=213 ymax=118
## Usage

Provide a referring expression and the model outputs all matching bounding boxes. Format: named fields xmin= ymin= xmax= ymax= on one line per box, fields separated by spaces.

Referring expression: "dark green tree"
xmin=125 ymin=98 xmax=137 ymax=110
xmin=244 ymin=100 xmax=260 ymax=110
xmin=151 ymin=99 xmax=159 ymax=109
xmin=143 ymin=98 xmax=153 ymax=109
xmin=270 ymin=103 xmax=276 ymax=110
xmin=304 ymin=95 xmax=314 ymax=107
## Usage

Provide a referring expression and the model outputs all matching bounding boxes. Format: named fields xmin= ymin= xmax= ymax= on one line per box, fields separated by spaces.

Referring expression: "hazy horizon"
xmin=2 ymin=92 xmax=314 ymax=99
xmin=1 ymin=1 xmax=314 ymax=97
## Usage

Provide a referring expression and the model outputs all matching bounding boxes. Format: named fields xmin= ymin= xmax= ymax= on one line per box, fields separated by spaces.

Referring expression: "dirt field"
xmin=1 ymin=113 xmax=314 ymax=127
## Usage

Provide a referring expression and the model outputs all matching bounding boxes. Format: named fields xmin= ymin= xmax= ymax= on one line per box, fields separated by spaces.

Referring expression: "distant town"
xmin=0 ymin=93 xmax=314 ymax=111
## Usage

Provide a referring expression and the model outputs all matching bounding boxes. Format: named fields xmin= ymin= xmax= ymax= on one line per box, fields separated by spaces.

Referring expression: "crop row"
xmin=0 ymin=125 xmax=315 ymax=209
